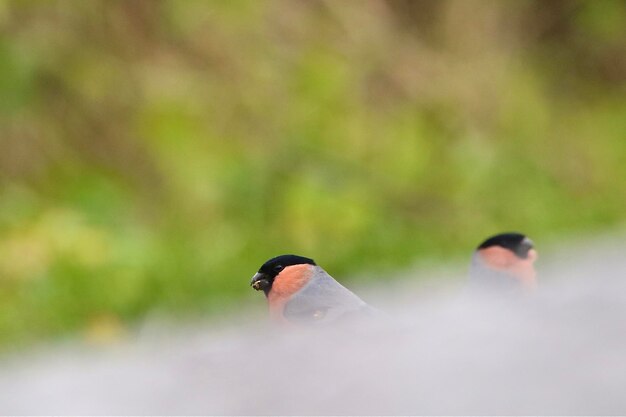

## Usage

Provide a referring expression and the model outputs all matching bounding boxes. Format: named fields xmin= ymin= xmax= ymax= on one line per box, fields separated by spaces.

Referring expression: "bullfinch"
xmin=469 ymin=232 xmax=538 ymax=291
xmin=250 ymin=254 xmax=372 ymax=325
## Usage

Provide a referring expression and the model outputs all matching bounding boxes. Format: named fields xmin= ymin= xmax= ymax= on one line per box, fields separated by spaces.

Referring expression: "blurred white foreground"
xmin=0 ymin=234 xmax=625 ymax=414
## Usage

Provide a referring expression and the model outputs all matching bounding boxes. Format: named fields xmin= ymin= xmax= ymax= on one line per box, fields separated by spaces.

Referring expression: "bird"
xmin=469 ymin=232 xmax=538 ymax=291
xmin=250 ymin=254 xmax=373 ymax=325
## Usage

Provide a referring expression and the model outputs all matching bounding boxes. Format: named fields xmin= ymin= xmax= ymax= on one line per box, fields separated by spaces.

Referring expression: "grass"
xmin=0 ymin=0 xmax=625 ymax=348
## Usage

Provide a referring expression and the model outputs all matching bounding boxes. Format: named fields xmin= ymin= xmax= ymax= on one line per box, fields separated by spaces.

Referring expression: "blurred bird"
xmin=469 ymin=232 xmax=538 ymax=291
xmin=250 ymin=254 xmax=373 ymax=325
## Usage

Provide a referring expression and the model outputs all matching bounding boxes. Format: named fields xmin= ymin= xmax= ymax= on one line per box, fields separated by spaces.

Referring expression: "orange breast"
xmin=267 ymin=264 xmax=314 ymax=322
xmin=479 ymin=246 xmax=537 ymax=290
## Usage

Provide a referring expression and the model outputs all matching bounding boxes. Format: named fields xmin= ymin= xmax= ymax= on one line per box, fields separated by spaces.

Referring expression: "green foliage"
xmin=0 ymin=0 xmax=625 ymax=347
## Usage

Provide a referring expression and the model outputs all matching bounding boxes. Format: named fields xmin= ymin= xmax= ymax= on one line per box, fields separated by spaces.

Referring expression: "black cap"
xmin=477 ymin=232 xmax=534 ymax=259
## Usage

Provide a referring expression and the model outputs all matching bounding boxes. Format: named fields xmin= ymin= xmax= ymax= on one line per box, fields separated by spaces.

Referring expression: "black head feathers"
xmin=257 ymin=254 xmax=316 ymax=279
xmin=477 ymin=232 xmax=534 ymax=259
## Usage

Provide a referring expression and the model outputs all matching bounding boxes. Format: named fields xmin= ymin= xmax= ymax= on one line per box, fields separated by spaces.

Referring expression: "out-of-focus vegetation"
xmin=0 ymin=0 xmax=625 ymax=347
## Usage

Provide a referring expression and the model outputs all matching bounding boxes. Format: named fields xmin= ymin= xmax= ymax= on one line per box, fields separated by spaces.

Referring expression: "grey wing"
xmin=283 ymin=266 xmax=368 ymax=325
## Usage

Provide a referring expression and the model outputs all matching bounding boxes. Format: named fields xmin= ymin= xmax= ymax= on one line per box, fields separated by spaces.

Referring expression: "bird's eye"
xmin=273 ymin=264 xmax=284 ymax=273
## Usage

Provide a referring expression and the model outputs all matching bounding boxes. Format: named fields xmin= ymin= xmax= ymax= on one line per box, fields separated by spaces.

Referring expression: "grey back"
xmin=283 ymin=266 xmax=368 ymax=324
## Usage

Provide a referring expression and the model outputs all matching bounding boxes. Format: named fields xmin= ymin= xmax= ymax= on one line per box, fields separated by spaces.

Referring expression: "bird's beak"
xmin=250 ymin=272 xmax=271 ymax=291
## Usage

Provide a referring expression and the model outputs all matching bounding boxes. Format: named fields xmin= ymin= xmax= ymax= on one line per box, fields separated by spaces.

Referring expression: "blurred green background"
xmin=0 ymin=0 xmax=625 ymax=348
